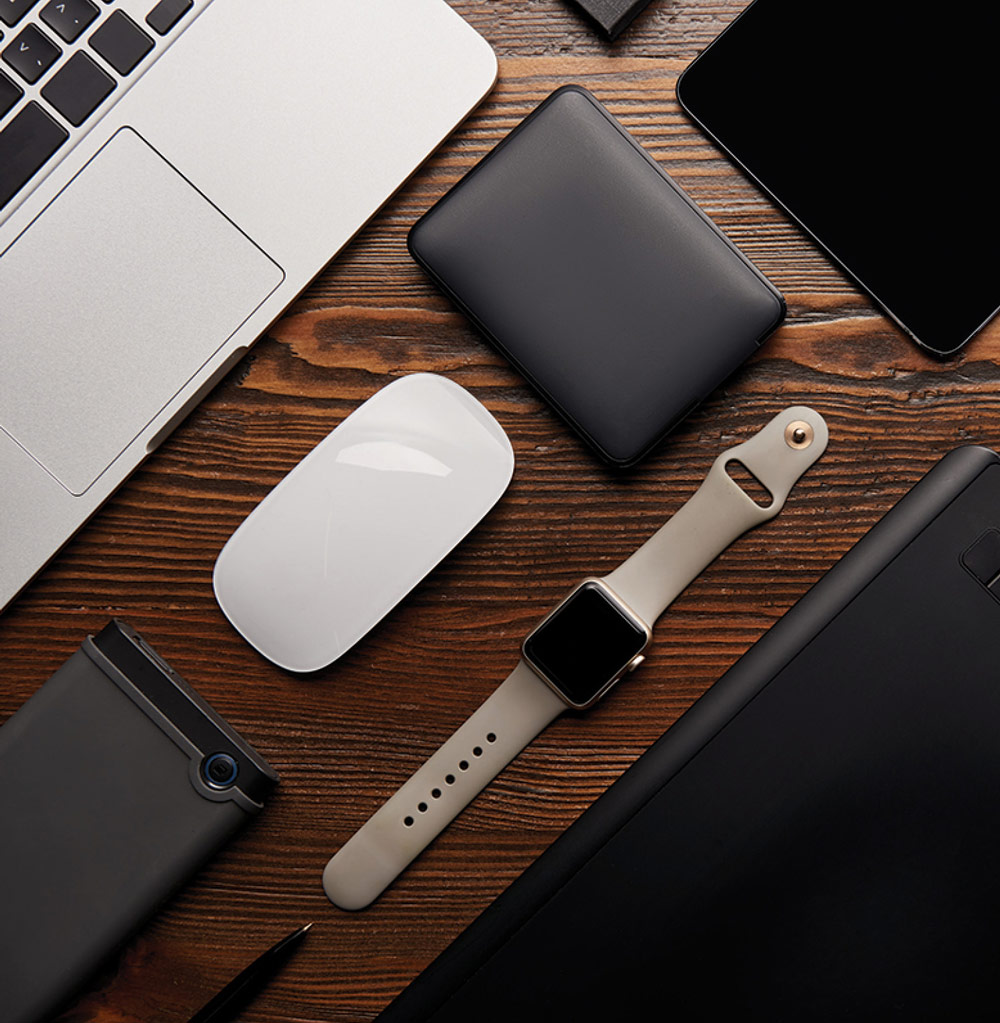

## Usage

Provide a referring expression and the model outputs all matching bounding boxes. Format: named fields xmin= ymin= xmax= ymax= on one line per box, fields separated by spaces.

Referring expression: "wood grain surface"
xmin=3 ymin=2 xmax=1000 ymax=1021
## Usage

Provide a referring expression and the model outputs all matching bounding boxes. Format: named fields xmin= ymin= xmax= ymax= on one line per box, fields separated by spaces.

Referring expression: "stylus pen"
xmin=187 ymin=922 xmax=313 ymax=1023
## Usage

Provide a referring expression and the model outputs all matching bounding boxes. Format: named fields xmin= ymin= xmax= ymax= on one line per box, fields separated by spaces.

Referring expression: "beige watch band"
xmin=323 ymin=660 xmax=564 ymax=910
xmin=323 ymin=406 xmax=828 ymax=910
xmin=603 ymin=405 xmax=828 ymax=625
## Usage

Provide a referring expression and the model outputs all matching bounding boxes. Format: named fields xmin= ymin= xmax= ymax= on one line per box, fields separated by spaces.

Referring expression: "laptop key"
xmin=40 ymin=0 xmax=99 ymax=43
xmin=145 ymin=0 xmax=191 ymax=37
xmin=3 ymin=23 xmax=61 ymax=83
xmin=41 ymin=49 xmax=113 ymax=125
xmin=1 ymin=66 xmax=22 ymax=116
xmin=89 ymin=10 xmax=152 ymax=75
xmin=1 ymin=0 xmax=38 ymax=29
xmin=0 ymin=101 xmax=68 ymax=209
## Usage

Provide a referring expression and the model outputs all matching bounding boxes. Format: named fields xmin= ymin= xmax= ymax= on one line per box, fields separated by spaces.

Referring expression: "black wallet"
xmin=0 ymin=621 xmax=278 ymax=1023
xmin=409 ymin=86 xmax=785 ymax=466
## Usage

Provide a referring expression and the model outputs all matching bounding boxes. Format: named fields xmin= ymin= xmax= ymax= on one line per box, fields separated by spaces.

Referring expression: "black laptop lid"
xmin=381 ymin=446 xmax=1000 ymax=1021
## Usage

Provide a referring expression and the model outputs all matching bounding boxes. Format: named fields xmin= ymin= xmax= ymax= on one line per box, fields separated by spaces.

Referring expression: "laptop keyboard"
xmin=0 ymin=0 xmax=195 ymax=212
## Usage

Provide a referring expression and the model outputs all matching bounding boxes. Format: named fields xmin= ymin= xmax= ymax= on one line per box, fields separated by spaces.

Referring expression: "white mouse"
xmin=213 ymin=374 xmax=514 ymax=672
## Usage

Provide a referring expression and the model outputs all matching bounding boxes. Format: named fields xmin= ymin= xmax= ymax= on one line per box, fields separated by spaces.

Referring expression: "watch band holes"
xmin=401 ymin=731 xmax=502 ymax=831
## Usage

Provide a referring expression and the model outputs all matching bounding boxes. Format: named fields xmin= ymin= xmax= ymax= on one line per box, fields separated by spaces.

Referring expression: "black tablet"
xmin=677 ymin=0 xmax=999 ymax=357
xmin=380 ymin=444 xmax=1000 ymax=1020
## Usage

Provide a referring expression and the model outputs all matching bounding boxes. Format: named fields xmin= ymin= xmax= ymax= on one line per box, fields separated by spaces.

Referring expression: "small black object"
xmin=569 ymin=0 xmax=653 ymax=40
xmin=88 ymin=9 xmax=153 ymax=74
xmin=40 ymin=0 xmax=99 ymax=43
xmin=0 ymin=69 xmax=23 ymax=118
xmin=203 ymin=751 xmax=239 ymax=789
xmin=380 ymin=445 xmax=1000 ymax=1021
xmin=409 ymin=86 xmax=784 ymax=467
xmin=188 ymin=923 xmax=313 ymax=1023
xmin=40 ymin=50 xmax=114 ymax=126
xmin=0 ymin=620 xmax=279 ymax=1023
xmin=0 ymin=0 xmax=37 ymax=28
xmin=0 ymin=101 xmax=68 ymax=209
xmin=3 ymin=23 xmax=61 ymax=83
xmin=523 ymin=581 xmax=646 ymax=707
xmin=962 ymin=528 xmax=1000 ymax=593
xmin=146 ymin=0 xmax=192 ymax=37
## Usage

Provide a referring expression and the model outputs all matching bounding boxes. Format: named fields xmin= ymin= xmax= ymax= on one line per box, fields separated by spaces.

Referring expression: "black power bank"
xmin=409 ymin=86 xmax=784 ymax=466
xmin=0 ymin=621 xmax=278 ymax=1023
xmin=379 ymin=445 xmax=1000 ymax=1020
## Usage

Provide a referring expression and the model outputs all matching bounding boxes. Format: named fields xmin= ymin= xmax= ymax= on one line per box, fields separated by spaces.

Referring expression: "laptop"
xmin=0 ymin=0 xmax=496 ymax=613
xmin=379 ymin=444 xmax=1000 ymax=1020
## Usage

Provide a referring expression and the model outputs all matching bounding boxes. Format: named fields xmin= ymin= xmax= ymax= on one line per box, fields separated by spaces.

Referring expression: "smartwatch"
xmin=324 ymin=406 xmax=828 ymax=909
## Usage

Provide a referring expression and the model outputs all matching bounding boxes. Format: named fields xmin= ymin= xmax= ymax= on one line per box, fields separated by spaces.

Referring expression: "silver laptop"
xmin=0 ymin=0 xmax=496 ymax=612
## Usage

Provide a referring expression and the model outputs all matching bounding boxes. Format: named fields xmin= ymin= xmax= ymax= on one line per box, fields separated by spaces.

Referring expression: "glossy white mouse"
xmin=213 ymin=374 xmax=514 ymax=672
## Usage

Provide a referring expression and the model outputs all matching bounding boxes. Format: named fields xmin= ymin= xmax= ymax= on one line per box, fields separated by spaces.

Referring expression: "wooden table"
xmin=3 ymin=2 xmax=998 ymax=1020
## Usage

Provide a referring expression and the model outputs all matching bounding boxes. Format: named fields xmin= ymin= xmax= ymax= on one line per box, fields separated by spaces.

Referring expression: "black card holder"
xmin=409 ymin=86 xmax=785 ymax=466
xmin=0 ymin=620 xmax=278 ymax=1023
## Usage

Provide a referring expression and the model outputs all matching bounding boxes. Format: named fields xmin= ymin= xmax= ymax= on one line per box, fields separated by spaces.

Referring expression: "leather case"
xmin=408 ymin=85 xmax=785 ymax=466
xmin=0 ymin=620 xmax=278 ymax=1023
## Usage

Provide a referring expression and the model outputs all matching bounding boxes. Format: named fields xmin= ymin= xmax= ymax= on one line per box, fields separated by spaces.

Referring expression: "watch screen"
xmin=524 ymin=582 xmax=647 ymax=705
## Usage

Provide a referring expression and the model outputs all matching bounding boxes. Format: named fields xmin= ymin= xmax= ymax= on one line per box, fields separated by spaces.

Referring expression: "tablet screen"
xmin=677 ymin=0 xmax=998 ymax=356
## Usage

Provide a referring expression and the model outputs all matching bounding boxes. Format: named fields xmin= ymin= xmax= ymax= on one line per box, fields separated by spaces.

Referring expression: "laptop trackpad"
xmin=0 ymin=128 xmax=283 ymax=495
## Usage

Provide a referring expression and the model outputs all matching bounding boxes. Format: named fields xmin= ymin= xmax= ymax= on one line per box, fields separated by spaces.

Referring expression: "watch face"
xmin=523 ymin=581 xmax=648 ymax=707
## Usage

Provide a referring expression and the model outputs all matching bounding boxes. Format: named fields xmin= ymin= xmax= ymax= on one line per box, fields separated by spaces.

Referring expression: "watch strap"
xmin=603 ymin=406 xmax=828 ymax=625
xmin=323 ymin=405 xmax=827 ymax=909
xmin=323 ymin=659 xmax=565 ymax=910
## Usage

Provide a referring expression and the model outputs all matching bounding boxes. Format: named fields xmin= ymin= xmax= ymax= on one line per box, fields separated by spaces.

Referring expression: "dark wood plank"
xmin=3 ymin=4 xmax=1000 ymax=1021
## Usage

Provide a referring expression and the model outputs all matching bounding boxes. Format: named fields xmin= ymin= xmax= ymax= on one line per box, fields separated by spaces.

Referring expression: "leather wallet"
xmin=408 ymin=86 xmax=785 ymax=466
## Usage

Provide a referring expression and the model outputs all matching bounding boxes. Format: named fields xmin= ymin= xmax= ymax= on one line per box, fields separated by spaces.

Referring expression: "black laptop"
xmin=380 ymin=445 xmax=1000 ymax=1021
